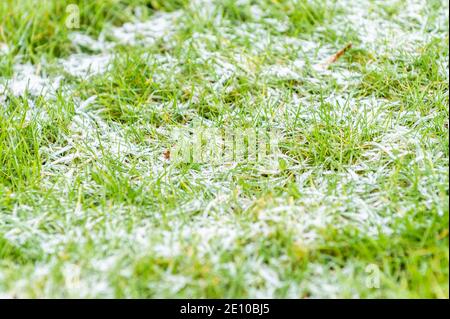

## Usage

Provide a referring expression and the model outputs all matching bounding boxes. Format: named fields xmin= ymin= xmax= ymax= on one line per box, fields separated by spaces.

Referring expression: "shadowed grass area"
xmin=0 ymin=235 xmax=28 ymax=262
xmin=0 ymin=0 xmax=187 ymax=60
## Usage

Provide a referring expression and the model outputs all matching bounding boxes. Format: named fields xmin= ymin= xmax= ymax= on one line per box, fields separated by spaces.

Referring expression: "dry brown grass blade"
xmin=319 ymin=42 xmax=353 ymax=69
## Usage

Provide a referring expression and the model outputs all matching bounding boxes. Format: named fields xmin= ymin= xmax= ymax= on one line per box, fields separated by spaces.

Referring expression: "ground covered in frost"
xmin=0 ymin=0 xmax=448 ymax=298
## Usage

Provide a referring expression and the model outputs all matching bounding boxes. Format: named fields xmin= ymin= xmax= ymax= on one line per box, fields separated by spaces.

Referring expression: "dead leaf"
xmin=163 ymin=149 xmax=171 ymax=160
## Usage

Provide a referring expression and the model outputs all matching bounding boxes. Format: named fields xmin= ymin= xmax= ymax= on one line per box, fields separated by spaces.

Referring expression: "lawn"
xmin=0 ymin=0 xmax=448 ymax=298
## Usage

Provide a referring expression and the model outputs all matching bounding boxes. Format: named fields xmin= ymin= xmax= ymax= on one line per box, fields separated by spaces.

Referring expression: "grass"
xmin=0 ymin=0 xmax=186 ymax=61
xmin=0 ymin=0 xmax=448 ymax=298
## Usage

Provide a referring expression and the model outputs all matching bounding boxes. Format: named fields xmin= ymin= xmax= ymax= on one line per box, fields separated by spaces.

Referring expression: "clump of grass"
xmin=0 ymin=235 xmax=29 ymax=263
xmin=0 ymin=98 xmax=42 ymax=189
xmin=280 ymin=98 xmax=382 ymax=170
xmin=0 ymin=0 xmax=187 ymax=61
xmin=358 ymin=38 xmax=448 ymax=99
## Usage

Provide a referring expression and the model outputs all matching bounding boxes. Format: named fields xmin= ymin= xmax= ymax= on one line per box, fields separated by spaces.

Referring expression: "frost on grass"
xmin=0 ymin=0 xmax=448 ymax=298
xmin=0 ymin=10 xmax=182 ymax=104
xmin=0 ymin=42 xmax=9 ymax=55
xmin=61 ymin=54 xmax=112 ymax=78
xmin=335 ymin=0 xmax=449 ymax=54
xmin=110 ymin=11 xmax=182 ymax=46
xmin=69 ymin=32 xmax=113 ymax=52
